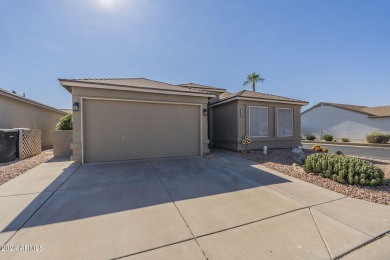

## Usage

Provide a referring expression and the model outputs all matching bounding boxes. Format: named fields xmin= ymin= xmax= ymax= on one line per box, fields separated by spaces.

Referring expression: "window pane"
xmin=249 ymin=107 xmax=268 ymax=137
xmin=277 ymin=109 xmax=293 ymax=137
xmin=249 ymin=107 xmax=259 ymax=136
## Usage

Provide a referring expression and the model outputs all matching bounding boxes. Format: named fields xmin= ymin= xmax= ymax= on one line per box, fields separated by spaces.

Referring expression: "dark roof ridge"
xmin=235 ymin=90 xmax=247 ymax=96
xmin=178 ymin=82 xmax=226 ymax=90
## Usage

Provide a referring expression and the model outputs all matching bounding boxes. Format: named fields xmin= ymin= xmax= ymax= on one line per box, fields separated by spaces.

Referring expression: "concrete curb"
xmin=301 ymin=140 xmax=390 ymax=148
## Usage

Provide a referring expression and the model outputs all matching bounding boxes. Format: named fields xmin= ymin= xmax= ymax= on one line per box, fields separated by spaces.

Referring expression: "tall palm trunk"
xmin=252 ymin=82 xmax=256 ymax=92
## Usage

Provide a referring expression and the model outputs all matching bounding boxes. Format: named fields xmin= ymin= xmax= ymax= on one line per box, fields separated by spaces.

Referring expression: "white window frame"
xmin=277 ymin=108 xmax=294 ymax=137
xmin=249 ymin=106 xmax=269 ymax=137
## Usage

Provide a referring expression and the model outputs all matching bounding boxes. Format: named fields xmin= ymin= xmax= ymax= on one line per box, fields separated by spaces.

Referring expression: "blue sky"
xmin=0 ymin=0 xmax=389 ymax=110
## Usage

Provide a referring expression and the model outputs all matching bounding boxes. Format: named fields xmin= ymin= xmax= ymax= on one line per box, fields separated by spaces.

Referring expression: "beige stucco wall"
xmin=53 ymin=130 xmax=73 ymax=157
xmin=0 ymin=95 xmax=66 ymax=149
xmin=70 ymin=87 xmax=210 ymax=162
xmin=211 ymin=100 xmax=303 ymax=151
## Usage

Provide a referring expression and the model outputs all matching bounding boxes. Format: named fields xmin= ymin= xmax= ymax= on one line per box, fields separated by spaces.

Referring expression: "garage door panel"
xmin=84 ymin=132 xmax=105 ymax=148
xmin=83 ymin=100 xmax=200 ymax=162
xmin=153 ymin=105 xmax=181 ymax=116
xmin=104 ymin=102 xmax=130 ymax=116
xmin=103 ymin=116 xmax=125 ymax=130
xmin=134 ymin=118 xmax=160 ymax=130
xmin=84 ymin=116 xmax=106 ymax=132
xmin=156 ymin=118 xmax=177 ymax=129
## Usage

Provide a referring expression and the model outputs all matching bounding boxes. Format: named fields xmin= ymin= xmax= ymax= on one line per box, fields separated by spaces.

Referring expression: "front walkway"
xmin=0 ymin=152 xmax=389 ymax=259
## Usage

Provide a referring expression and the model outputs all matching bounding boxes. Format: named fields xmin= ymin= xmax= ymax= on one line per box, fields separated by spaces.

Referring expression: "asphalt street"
xmin=302 ymin=143 xmax=390 ymax=161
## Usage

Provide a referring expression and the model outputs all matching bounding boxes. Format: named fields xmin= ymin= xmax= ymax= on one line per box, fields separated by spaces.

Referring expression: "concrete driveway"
xmin=1 ymin=152 xmax=390 ymax=260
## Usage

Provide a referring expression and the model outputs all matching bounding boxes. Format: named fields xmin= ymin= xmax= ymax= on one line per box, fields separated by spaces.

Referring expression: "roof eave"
xmin=59 ymin=80 xmax=72 ymax=93
xmin=367 ymin=115 xmax=390 ymax=118
xmin=209 ymin=96 xmax=308 ymax=107
xmin=59 ymin=79 xmax=215 ymax=98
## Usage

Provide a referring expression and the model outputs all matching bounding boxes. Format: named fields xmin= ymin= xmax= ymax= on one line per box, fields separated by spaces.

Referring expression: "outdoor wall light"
xmin=203 ymin=109 xmax=208 ymax=116
xmin=240 ymin=108 xmax=244 ymax=118
xmin=73 ymin=102 xmax=80 ymax=112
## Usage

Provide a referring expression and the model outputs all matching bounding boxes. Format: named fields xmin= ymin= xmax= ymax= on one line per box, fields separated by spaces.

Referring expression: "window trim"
xmin=276 ymin=108 xmax=294 ymax=137
xmin=249 ymin=106 xmax=269 ymax=137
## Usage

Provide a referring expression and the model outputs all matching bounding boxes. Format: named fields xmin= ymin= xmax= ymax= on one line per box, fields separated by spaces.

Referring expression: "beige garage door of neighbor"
xmin=83 ymin=99 xmax=201 ymax=163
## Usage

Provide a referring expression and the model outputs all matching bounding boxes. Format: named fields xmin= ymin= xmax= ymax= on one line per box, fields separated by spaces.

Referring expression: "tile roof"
xmin=303 ymin=102 xmax=390 ymax=117
xmin=59 ymin=78 xmax=211 ymax=95
xmin=360 ymin=106 xmax=390 ymax=117
xmin=210 ymin=90 xmax=308 ymax=105
xmin=177 ymin=83 xmax=226 ymax=92
xmin=218 ymin=91 xmax=236 ymax=100
xmin=323 ymin=103 xmax=368 ymax=112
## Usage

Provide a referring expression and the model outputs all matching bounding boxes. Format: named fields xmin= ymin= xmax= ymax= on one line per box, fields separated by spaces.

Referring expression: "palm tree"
xmin=243 ymin=73 xmax=265 ymax=92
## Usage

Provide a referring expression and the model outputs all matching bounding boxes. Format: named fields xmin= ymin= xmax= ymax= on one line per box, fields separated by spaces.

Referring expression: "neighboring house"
xmin=0 ymin=88 xmax=67 ymax=149
xmin=59 ymin=78 xmax=213 ymax=163
xmin=301 ymin=102 xmax=390 ymax=140
xmin=209 ymin=90 xmax=308 ymax=151
xmin=59 ymin=78 xmax=308 ymax=163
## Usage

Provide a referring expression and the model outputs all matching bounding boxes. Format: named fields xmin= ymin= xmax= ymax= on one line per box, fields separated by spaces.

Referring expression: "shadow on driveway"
xmin=1 ymin=155 xmax=291 ymax=232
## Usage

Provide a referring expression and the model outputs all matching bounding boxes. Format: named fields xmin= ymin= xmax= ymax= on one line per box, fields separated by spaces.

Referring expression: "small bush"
xmin=366 ymin=132 xmax=390 ymax=144
xmin=323 ymin=134 xmax=333 ymax=141
xmin=322 ymin=148 xmax=329 ymax=153
xmin=55 ymin=113 xmax=73 ymax=130
xmin=306 ymin=134 xmax=316 ymax=141
xmin=332 ymin=139 xmax=337 ymax=142
xmin=341 ymin=138 xmax=350 ymax=142
xmin=335 ymin=151 xmax=344 ymax=155
xmin=303 ymin=153 xmax=386 ymax=186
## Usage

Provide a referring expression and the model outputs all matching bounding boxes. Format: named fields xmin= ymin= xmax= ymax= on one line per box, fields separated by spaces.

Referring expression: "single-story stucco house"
xmin=301 ymin=102 xmax=390 ymax=141
xmin=209 ymin=90 xmax=309 ymax=151
xmin=59 ymin=78 xmax=213 ymax=163
xmin=0 ymin=88 xmax=67 ymax=149
xmin=59 ymin=78 xmax=308 ymax=163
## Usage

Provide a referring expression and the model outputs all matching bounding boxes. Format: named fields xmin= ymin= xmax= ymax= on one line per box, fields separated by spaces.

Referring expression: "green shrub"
xmin=323 ymin=134 xmax=333 ymax=141
xmin=303 ymin=153 xmax=386 ymax=186
xmin=55 ymin=113 xmax=73 ymax=130
xmin=366 ymin=132 xmax=390 ymax=144
xmin=341 ymin=138 xmax=350 ymax=142
xmin=306 ymin=134 xmax=316 ymax=140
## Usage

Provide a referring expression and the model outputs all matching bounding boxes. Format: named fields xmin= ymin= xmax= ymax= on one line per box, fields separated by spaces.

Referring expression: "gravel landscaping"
xmin=230 ymin=149 xmax=390 ymax=206
xmin=0 ymin=150 xmax=54 ymax=186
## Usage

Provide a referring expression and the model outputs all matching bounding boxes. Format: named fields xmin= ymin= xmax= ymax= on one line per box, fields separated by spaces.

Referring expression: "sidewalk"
xmin=302 ymin=140 xmax=390 ymax=148
xmin=0 ymin=159 xmax=80 ymax=246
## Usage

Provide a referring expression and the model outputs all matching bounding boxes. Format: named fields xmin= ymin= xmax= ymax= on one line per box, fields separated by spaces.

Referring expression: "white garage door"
xmin=83 ymin=99 xmax=200 ymax=163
